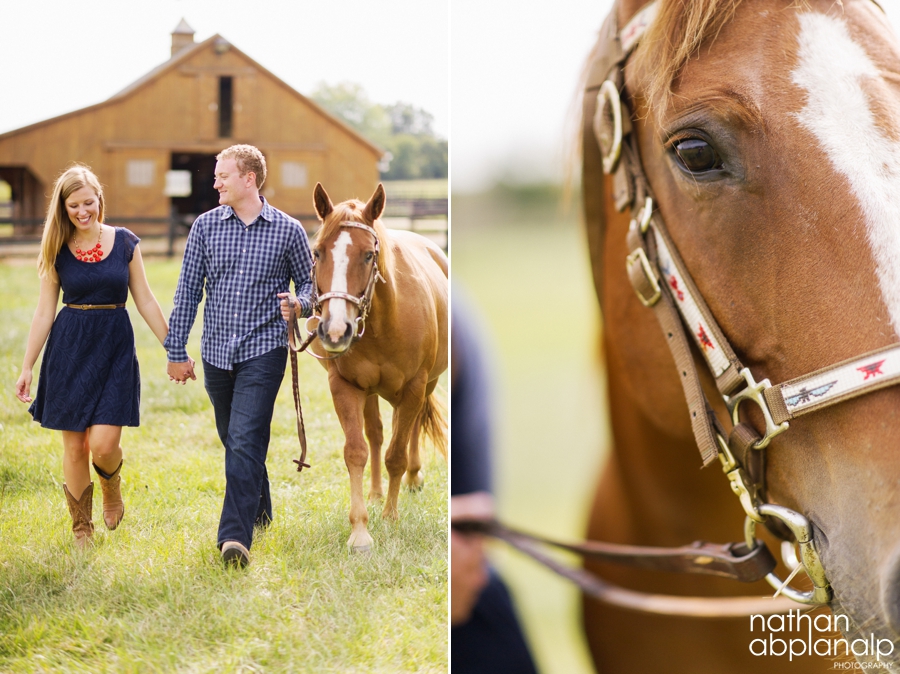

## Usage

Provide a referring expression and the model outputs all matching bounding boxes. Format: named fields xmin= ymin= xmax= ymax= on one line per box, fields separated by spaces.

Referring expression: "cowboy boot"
xmin=63 ymin=482 xmax=94 ymax=549
xmin=93 ymin=459 xmax=124 ymax=530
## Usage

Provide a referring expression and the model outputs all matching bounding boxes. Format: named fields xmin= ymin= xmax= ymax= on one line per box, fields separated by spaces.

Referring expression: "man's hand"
xmin=167 ymin=357 xmax=197 ymax=385
xmin=451 ymin=491 xmax=494 ymax=625
xmin=278 ymin=292 xmax=299 ymax=322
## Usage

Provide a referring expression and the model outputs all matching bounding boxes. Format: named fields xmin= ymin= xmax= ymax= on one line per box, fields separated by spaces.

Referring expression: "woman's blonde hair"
xmin=38 ymin=164 xmax=105 ymax=281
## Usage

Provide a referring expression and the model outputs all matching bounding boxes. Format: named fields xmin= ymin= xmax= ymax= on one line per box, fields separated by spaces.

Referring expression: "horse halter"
xmin=301 ymin=220 xmax=386 ymax=360
xmin=588 ymin=0 xmax=900 ymax=607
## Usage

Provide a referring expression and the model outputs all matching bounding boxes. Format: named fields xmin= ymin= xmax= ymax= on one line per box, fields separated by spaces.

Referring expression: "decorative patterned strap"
xmin=650 ymin=220 xmax=745 ymax=395
xmin=766 ymin=344 xmax=900 ymax=424
xmin=620 ymin=1 xmax=659 ymax=53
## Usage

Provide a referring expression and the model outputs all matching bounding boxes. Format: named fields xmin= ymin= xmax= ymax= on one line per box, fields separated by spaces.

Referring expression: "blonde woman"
xmin=15 ymin=164 xmax=169 ymax=548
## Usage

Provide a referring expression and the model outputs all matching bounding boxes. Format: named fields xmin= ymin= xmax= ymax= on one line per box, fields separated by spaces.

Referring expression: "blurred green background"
xmin=452 ymin=185 xmax=609 ymax=674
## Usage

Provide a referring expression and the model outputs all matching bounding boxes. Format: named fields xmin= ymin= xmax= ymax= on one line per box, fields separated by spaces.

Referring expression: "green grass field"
xmin=0 ymin=257 xmax=448 ymax=673
xmin=452 ymin=187 xmax=609 ymax=674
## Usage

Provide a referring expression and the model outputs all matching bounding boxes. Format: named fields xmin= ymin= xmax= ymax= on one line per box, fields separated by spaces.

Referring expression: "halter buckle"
xmin=634 ymin=196 xmax=654 ymax=234
xmin=725 ymin=368 xmax=789 ymax=449
xmin=625 ymin=247 xmax=661 ymax=307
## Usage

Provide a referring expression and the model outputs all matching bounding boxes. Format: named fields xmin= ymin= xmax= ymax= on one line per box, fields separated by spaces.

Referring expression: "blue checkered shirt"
xmin=164 ymin=197 xmax=313 ymax=369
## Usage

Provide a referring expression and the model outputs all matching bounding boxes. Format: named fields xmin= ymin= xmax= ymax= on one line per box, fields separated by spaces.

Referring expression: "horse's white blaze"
xmin=326 ymin=231 xmax=353 ymax=340
xmin=793 ymin=12 xmax=900 ymax=337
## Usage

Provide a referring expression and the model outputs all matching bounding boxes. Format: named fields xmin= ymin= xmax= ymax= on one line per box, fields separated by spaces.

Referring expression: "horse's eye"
xmin=313 ymin=249 xmax=321 ymax=260
xmin=673 ymin=139 xmax=722 ymax=173
xmin=365 ymin=252 xmax=374 ymax=263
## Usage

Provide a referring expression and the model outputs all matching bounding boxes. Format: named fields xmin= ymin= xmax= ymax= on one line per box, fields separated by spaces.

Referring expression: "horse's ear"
xmin=363 ymin=183 xmax=386 ymax=222
xmin=314 ymin=183 xmax=333 ymax=220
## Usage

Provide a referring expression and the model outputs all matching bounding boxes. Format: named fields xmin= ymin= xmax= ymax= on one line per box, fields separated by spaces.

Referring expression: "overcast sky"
xmin=0 ymin=0 xmax=448 ymax=138
xmin=451 ymin=0 xmax=900 ymax=192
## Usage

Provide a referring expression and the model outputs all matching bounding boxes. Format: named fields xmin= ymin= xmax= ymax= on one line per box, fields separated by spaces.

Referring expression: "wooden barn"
xmin=0 ymin=20 xmax=384 ymax=236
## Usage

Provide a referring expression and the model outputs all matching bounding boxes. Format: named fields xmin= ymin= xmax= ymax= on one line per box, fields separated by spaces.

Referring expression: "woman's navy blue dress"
xmin=29 ymin=227 xmax=141 ymax=431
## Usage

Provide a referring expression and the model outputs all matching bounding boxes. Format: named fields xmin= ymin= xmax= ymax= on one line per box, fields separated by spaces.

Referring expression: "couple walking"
xmin=15 ymin=144 xmax=314 ymax=567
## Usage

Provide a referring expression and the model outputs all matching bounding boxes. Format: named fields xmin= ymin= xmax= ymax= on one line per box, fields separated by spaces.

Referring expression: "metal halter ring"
xmin=594 ymin=80 xmax=623 ymax=174
xmin=305 ymin=314 xmax=321 ymax=339
xmin=725 ymin=368 xmax=790 ymax=449
xmin=744 ymin=504 xmax=831 ymax=605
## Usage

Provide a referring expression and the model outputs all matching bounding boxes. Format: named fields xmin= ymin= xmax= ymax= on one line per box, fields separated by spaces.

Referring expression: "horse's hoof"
xmin=348 ymin=530 xmax=374 ymax=552
xmin=402 ymin=470 xmax=424 ymax=492
xmin=350 ymin=543 xmax=372 ymax=555
xmin=381 ymin=507 xmax=400 ymax=521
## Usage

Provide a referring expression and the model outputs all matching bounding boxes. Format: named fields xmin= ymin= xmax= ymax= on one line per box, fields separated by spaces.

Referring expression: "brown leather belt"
xmin=65 ymin=304 xmax=126 ymax=310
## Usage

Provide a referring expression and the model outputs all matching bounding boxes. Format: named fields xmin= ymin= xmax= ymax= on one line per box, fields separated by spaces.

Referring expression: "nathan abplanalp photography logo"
xmin=749 ymin=611 xmax=894 ymax=665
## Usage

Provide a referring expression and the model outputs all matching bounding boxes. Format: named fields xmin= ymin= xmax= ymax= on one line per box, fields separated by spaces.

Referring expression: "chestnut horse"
xmin=308 ymin=183 xmax=447 ymax=551
xmin=581 ymin=0 xmax=900 ymax=671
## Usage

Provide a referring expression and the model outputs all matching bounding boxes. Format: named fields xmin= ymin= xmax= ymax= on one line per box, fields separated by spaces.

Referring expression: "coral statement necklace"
xmin=73 ymin=227 xmax=103 ymax=262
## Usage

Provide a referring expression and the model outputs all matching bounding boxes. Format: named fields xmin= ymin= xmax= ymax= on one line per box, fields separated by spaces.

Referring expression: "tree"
xmin=310 ymin=82 xmax=446 ymax=180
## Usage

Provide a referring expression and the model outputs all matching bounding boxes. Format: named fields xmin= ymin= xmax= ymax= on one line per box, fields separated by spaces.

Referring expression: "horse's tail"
xmin=420 ymin=391 xmax=447 ymax=458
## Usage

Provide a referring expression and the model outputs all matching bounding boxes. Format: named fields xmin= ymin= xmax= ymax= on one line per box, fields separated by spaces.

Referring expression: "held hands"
xmin=278 ymin=292 xmax=299 ymax=322
xmin=15 ymin=370 xmax=33 ymax=403
xmin=167 ymin=356 xmax=197 ymax=385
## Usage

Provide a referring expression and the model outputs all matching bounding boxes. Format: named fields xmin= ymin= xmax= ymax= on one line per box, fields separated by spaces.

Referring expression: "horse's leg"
xmin=403 ymin=377 xmax=439 ymax=491
xmin=328 ymin=372 xmax=372 ymax=551
xmin=364 ymin=394 xmax=384 ymax=503
xmin=382 ymin=376 xmax=427 ymax=520
xmin=401 ymin=414 xmax=424 ymax=491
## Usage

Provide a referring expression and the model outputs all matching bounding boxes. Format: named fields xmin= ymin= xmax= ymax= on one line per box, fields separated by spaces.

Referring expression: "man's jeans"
xmin=203 ymin=347 xmax=287 ymax=550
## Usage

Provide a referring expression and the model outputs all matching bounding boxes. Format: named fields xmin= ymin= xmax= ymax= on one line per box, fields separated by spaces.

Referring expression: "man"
xmin=165 ymin=144 xmax=313 ymax=568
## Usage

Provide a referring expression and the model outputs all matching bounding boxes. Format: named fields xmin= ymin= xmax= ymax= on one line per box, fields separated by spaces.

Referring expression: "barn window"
xmin=0 ymin=180 xmax=11 ymax=220
xmin=281 ymin=162 xmax=308 ymax=188
xmin=126 ymin=160 xmax=155 ymax=187
xmin=219 ymin=76 xmax=233 ymax=137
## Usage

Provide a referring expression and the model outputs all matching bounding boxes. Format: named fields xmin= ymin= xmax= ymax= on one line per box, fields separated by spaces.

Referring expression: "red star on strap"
xmin=669 ymin=276 xmax=684 ymax=301
xmin=697 ymin=325 xmax=714 ymax=351
xmin=858 ymin=360 xmax=885 ymax=380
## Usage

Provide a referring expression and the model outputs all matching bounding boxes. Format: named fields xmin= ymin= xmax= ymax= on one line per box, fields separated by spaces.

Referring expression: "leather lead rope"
xmin=452 ymin=519 xmax=798 ymax=617
xmin=454 ymin=519 xmax=777 ymax=582
xmin=287 ymin=303 xmax=310 ymax=472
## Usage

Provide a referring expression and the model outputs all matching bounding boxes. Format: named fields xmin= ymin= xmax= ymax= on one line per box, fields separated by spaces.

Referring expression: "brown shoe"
xmin=63 ymin=483 xmax=94 ymax=549
xmin=93 ymin=459 xmax=125 ymax=530
xmin=221 ymin=540 xmax=251 ymax=568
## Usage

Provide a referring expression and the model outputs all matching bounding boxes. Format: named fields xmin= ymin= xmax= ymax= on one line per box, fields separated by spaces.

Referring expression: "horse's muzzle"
xmin=318 ymin=317 xmax=356 ymax=353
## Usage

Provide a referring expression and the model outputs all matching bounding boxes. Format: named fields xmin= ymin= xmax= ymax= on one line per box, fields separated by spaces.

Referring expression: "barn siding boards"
xmin=0 ymin=28 xmax=383 ymax=237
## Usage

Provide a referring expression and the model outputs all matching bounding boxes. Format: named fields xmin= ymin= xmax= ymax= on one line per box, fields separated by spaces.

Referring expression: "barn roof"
xmin=0 ymin=31 xmax=383 ymax=157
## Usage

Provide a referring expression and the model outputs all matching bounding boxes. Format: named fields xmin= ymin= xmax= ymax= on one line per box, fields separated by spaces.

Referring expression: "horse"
xmin=306 ymin=182 xmax=448 ymax=552
xmin=579 ymin=0 xmax=900 ymax=671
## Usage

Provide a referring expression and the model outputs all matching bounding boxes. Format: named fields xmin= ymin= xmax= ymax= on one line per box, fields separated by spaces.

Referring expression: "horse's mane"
xmin=632 ymin=0 xmax=744 ymax=113
xmin=315 ymin=199 xmax=394 ymax=280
